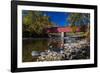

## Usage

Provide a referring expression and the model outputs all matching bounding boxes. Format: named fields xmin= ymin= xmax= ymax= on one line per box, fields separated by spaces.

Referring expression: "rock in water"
xmin=31 ymin=51 xmax=40 ymax=57
xmin=40 ymin=52 xmax=47 ymax=56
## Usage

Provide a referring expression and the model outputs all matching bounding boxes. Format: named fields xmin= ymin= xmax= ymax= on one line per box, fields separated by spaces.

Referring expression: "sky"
xmin=43 ymin=11 xmax=70 ymax=27
xmin=23 ymin=10 xmax=90 ymax=27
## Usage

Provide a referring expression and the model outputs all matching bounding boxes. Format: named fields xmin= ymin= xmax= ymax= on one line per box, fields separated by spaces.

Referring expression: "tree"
xmin=22 ymin=11 xmax=53 ymax=35
xmin=67 ymin=13 xmax=90 ymax=33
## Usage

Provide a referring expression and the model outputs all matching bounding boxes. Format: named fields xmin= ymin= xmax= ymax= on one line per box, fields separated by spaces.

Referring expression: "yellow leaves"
xmin=71 ymin=26 xmax=77 ymax=33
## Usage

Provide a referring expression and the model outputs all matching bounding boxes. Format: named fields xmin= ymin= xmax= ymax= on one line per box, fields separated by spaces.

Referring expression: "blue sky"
xmin=43 ymin=11 xmax=70 ymax=27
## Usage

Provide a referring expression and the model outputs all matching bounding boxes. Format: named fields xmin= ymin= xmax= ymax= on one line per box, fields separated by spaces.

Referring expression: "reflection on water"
xmin=22 ymin=38 xmax=48 ymax=62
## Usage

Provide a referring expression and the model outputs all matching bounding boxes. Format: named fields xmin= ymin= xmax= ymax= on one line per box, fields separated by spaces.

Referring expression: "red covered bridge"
xmin=46 ymin=26 xmax=81 ymax=45
xmin=46 ymin=26 xmax=82 ymax=45
xmin=46 ymin=26 xmax=81 ymax=33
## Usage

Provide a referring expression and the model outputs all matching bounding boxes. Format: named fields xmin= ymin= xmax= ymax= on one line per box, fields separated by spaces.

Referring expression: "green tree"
xmin=23 ymin=11 xmax=53 ymax=35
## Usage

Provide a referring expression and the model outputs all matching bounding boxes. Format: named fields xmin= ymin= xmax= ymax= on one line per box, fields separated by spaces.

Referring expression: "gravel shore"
xmin=36 ymin=39 xmax=90 ymax=61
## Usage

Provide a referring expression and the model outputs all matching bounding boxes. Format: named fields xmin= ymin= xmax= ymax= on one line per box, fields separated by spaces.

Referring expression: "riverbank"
xmin=36 ymin=39 xmax=90 ymax=61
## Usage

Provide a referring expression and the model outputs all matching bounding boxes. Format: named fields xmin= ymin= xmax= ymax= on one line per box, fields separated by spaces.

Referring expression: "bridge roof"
xmin=46 ymin=27 xmax=81 ymax=33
